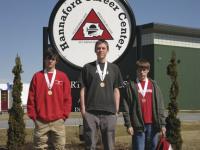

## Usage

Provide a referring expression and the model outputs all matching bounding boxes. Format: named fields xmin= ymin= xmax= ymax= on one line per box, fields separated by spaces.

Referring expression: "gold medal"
xmin=48 ymin=90 xmax=53 ymax=95
xmin=100 ymin=82 xmax=105 ymax=87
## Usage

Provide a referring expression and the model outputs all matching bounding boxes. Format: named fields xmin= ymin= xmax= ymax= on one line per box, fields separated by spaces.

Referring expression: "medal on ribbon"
xmin=137 ymin=78 xmax=148 ymax=103
xmin=44 ymin=69 xmax=56 ymax=96
xmin=100 ymin=82 xmax=105 ymax=87
xmin=48 ymin=90 xmax=53 ymax=95
xmin=96 ymin=61 xmax=107 ymax=88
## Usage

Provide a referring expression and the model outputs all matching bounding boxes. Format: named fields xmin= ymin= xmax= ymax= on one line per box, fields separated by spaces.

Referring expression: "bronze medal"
xmin=100 ymin=82 xmax=105 ymax=87
xmin=142 ymin=98 xmax=146 ymax=103
xmin=48 ymin=90 xmax=53 ymax=95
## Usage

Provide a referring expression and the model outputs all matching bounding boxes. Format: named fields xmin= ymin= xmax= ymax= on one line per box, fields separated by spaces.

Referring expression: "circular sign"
xmin=49 ymin=0 xmax=136 ymax=68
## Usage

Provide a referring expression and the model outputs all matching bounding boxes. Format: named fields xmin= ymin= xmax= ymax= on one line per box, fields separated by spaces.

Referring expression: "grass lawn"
xmin=0 ymin=121 xmax=200 ymax=149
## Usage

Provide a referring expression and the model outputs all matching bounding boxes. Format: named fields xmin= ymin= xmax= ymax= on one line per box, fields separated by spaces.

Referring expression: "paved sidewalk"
xmin=0 ymin=112 xmax=200 ymax=129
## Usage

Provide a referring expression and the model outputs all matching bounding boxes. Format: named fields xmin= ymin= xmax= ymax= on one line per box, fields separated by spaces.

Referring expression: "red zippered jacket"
xmin=27 ymin=70 xmax=72 ymax=122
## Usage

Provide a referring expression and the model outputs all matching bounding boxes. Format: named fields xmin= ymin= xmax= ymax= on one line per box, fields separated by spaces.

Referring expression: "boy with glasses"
xmin=27 ymin=47 xmax=72 ymax=149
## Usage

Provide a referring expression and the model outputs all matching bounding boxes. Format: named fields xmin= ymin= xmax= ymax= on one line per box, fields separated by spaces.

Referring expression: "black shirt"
xmin=79 ymin=61 xmax=122 ymax=114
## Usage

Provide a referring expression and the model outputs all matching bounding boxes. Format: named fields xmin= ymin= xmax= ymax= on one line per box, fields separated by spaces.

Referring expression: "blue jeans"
xmin=132 ymin=124 xmax=159 ymax=150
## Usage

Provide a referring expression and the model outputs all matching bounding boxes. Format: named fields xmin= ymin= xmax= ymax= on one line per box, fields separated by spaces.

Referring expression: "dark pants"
xmin=83 ymin=111 xmax=117 ymax=150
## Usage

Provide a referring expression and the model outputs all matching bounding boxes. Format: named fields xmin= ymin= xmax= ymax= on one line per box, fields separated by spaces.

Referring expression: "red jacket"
xmin=27 ymin=70 xmax=72 ymax=122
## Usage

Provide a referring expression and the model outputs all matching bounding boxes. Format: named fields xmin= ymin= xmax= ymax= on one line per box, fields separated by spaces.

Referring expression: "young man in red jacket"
xmin=27 ymin=47 xmax=72 ymax=149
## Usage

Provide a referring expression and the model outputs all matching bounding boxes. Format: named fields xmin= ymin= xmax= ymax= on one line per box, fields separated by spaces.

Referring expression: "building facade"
xmin=0 ymin=83 xmax=29 ymax=112
xmin=137 ymin=23 xmax=200 ymax=110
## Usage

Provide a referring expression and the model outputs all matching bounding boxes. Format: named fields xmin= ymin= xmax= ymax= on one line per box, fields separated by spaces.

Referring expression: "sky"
xmin=0 ymin=0 xmax=200 ymax=83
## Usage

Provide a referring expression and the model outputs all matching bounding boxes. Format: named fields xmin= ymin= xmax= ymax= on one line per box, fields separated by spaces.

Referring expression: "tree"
xmin=7 ymin=55 xmax=25 ymax=149
xmin=166 ymin=51 xmax=182 ymax=150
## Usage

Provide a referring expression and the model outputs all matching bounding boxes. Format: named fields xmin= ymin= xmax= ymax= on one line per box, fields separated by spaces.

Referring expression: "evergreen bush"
xmin=166 ymin=51 xmax=182 ymax=150
xmin=7 ymin=55 xmax=25 ymax=150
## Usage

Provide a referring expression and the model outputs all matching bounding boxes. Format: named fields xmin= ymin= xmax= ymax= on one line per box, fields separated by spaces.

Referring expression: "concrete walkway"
xmin=0 ymin=112 xmax=200 ymax=129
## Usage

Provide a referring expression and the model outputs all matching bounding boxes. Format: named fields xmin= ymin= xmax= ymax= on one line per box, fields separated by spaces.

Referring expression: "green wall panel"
xmin=154 ymin=45 xmax=200 ymax=110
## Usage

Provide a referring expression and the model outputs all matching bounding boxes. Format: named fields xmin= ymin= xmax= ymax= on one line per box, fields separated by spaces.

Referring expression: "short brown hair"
xmin=136 ymin=59 xmax=150 ymax=70
xmin=95 ymin=39 xmax=109 ymax=52
xmin=44 ymin=47 xmax=59 ymax=61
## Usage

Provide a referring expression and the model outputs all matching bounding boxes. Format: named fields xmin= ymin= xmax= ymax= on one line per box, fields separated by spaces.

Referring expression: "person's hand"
xmin=115 ymin=112 xmax=119 ymax=117
xmin=127 ymin=127 xmax=134 ymax=135
xmin=161 ymin=127 xmax=166 ymax=137
xmin=81 ymin=109 xmax=86 ymax=117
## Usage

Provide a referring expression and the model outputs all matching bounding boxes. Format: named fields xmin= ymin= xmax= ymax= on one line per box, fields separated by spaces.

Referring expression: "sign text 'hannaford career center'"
xmin=57 ymin=0 xmax=129 ymax=51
